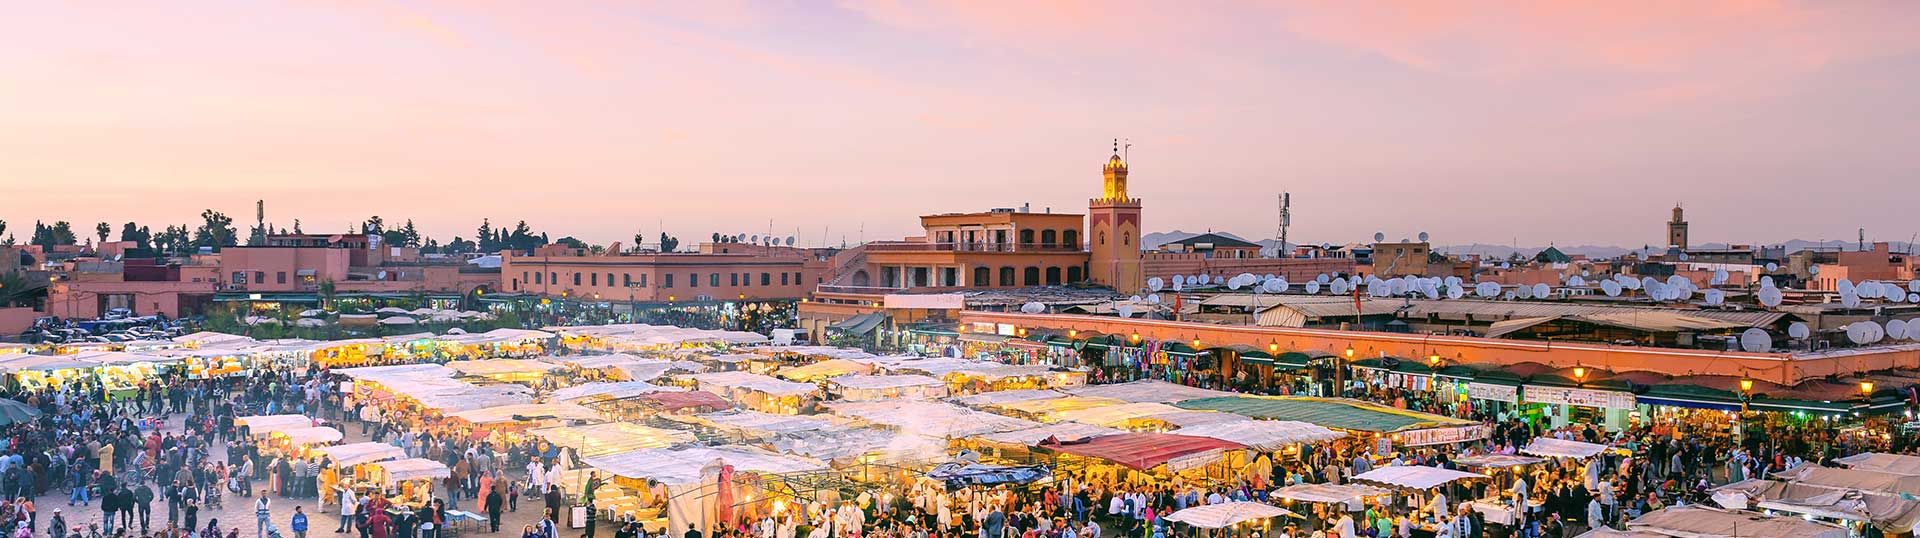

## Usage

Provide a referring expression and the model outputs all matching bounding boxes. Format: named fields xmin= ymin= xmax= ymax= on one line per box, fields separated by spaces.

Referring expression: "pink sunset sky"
xmin=4 ymin=1 xmax=1917 ymax=249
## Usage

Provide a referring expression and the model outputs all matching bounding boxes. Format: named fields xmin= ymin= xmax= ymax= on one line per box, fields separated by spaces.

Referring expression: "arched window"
xmin=1067 ymin=266 xmax=1083 ymax=282
xmin=1045 ymin=267 xmax=1062 ymax=285
xmin=1019 ymin=229 xmax=1035 ymax=246
xmin=1122 ymin=231 xmax=1131 ymax=246
xmin=1040 ymin=229 xmax=1057 ymax=247
xmin=999 ymin=267 xmax=1016 ymax=287
xmin=1023 ymin=267 xmax=1041 ymax=286
xmin=850 ymin=270 xmax=871 ymax=287
xmin=972 ymin=267 xmax=991 ymax=287
xmin=1062 ymin=230 xmax=1079 ymax=249
xmin=1099 ymin=231 xmax=1107 ymax=246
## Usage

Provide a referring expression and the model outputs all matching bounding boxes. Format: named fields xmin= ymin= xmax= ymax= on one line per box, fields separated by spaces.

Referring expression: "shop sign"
xmin=1523 ymin=385 xmax=1636 ymax=409
xmin=1466 ymin=382 xmax=1519 ymax=403
xmin=1396 ymin=424 xmax=1491 ymax=447
xmin=1165 ymin=448 xmax=1226 ymax=472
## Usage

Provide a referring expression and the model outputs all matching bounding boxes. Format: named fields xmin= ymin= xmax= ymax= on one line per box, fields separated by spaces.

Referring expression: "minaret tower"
xmin=1089 ymin=140 xmax=1144 ymax=292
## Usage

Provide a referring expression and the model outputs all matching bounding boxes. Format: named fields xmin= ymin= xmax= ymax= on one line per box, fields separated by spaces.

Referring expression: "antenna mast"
xmin=1277 ymin=192 xmax=1291 ymax=258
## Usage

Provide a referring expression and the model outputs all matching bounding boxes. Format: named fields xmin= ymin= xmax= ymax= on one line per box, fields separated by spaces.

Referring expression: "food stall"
xmin=364 ymin=458 xmax=452 ymax=507
xmin=238 ymin=414 xmax=319 ymax=438
xmin=316 ymin=442 xmax=409 ymax=507
xmin=447 ymin=358 xmax=556 ymax=384
xmin=773 ymin=359 xmax=874 ymax=382
xmin=684 ymin=371 xmax=820 ymax=414
xmin=577 ymin=445 xmax=829 ymax=538
xmin=1351 ymin=466 xmax=1491 ymax=531
xmin=827 ymin=374 xmax=949 ymax=401
xmin=530 ymin=422 xmax=695 ymax=458
xmin=1039 ymin=433 xmax=1250 ymax=491
xmin=268 ymin=426 xmax=345 ymax=459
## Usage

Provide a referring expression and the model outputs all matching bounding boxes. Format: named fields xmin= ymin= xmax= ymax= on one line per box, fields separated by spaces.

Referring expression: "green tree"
xmin=659 ymin=232 xmax=679 ymax=253
xmin=119 ymin=222 xmax=153 ymax=251
xmin=444 ymin=236 xmax=476 ymax=254
xmin=192 ymin=210 xmax=238 ymax=250
xmin=555 ymin=236 xmax=587 ymax=249
xmin=31 ymin=221 xmax=78 ymax=247
xmin=362 ymin=216 xmax=386 ymax=235
xmin=95 ymin=222 xmax=111 ymax=244
xmin=400 ymin=219 xmax=421 ymax=247
xmin=476 ymin=219 xmax=496 ymax=252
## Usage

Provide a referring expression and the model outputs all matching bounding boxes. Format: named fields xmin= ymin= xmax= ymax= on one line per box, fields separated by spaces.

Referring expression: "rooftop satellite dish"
xmin=1513 ymin=284 xmax=1533 ymax=299
xmin=1148 ymin=277 xmax=1165 ymax=292
xmin=1445 ymin=276 xmax=1462 ymax=287
xmin=1581 ymin=270 xmax=1591 ymax=277
xmin=1418 ymin=232 xmax=1429 ymax=242
xmin=1842 ymin=292 xmax=1861 ymax=308
xmin=1911 ymin=280 xmax=1920 ymax=293
xmin=1423 ymin=286 xmax=1441 ymax=300
xmin=1504 ymin=291 xmax=1517 ymax=300
xmin=1567 ymin=276 xmax=1586 ymax=287
xmin=1640 ymin=277 xmax=1659 ymax=293
xmin=376 ymin=270 xmax=388 ymax=280
xmin=1020 ymin=302 xmax=1045 ymax=314
xmin=1390 ymin=278 xmax=1410 ymax=296
xmin=1213 ymin=275 xmax=1226 ymax=285
xmin=1738 ymin=328 xmax=1772 ymax=353
xmin=1712 ymin=270 xmax=1729 ymax=285
xmin=1129 ymin=295 xmax=1142 ymax=302
xmin=1704 ymin=289 xmax=1725 ymax=306
xmin=1758 ymin=287 xmax=1784 ymax=307
xmin=1766 ymin=262 xmax=1779 ymax=272
xmin=1601 ymin=280 xmax=1622 ymax=297
xmin=1116 ymin=304 xmax=1134 ymax=318
xmin=1475 ymin=282 xmax=1500 ymax=298
xmin=750 ymin=235 xmax=759 ymax=243
xmin=1306 ymin=280 xmax=1322 ymax=294
xmin=785 ymin=236 xmax=795 ymax=246
xmin=1788 ymin=322 xmax=1810 ymax=339
xmin=1500 ymin=262 xmax=1511 ymax=269
xmin=1678 ymin=253 xmax=1689 ymax=261
xmin=1227 ymin=278 xmax=1243 ymax=290
xmin=1317 ymin=274 xmax=1331 ymax=284
xmin=1847 ymin=323 xmax=1874 ymax=345
xmin=1809 ymin=265 xmax=1822 ymax=276
xmin=1374 ymin=232 xmax=1386 ymax=242
xmin=1532 ymin=283 xmax=1550 ymax=298
xmin=1910 ymin=293 xmax=1919 ymax=303
xmin=1863 ymin=282 xmax=1885 ymax=299
xmin=1329 ymin=280 xmax=1347 ymax=295
xmin=1888 ymin=319 xmax=1909 ymax=340
xmin=1172 ymin=279 xmax=1184 ymax=292
xmin=1760 ymin=276 xmax=1775 ymax=289
xmin=1148 ymin=294 xmax=1162 ymax=304
xmin=1446 ymin=285 xmax=1464 ymax=300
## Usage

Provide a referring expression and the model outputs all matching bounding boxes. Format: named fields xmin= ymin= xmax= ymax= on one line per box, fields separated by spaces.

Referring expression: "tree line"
xmin=1 ymin=212 xmax=683 ymax=257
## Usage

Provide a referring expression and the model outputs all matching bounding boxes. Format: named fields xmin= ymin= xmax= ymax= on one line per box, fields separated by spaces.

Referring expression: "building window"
xmin=622 ymin=274 xmax=631 ymax=286
xmin=942 ymin=267 xmax=957 ymax=287
xmin=1019 ymin=229 xmax=1035 ymax=245
xmin=232 ymin=271 xmax=246 ymax=284
xmin=1023 ymin=267 xmax=1041 ymax=286
xmin=664 ymin=274 xmax=673 ymax=288
xmin=1040 ymin=229 xmax=1057 ymax=247
xmin=711 ymin=273 xmax=720 ymax=287
xmin=781 ymin=273 xmax=789 ymax=286
xmin=972 ymin=266 xmax=990 ymax=287
xmin=522 ymin=272 xmax=529 ymax=284
xmin=1067 ymin=266 xmax=1083 ymax=282
xmin=640 ymin=274 xmax=648 ymax=287
xmin=511 ymin=278 xmax=518 ymax=290
xmin=1099 ymin=231 xmax=1107 ymax=246
xmin=1045 ymin=266 xmax=1062 ymax=285
xmin=608 ymin=273 xmax=615 ymax=286
xmin=1122 ymin=231 xmax=1130 ymax=246
xmin=689 ymin=273 xmax=698 ymax=287
xmin=574 ymin=273 xmax=582 ymax=286
xmin=591 ymin=273 xmax=598 ymax=286
xmin=534 ymin=272 xmax=542 ymax=284
xmin=550 ymin=272 xmax=556 ymax=285
xmin=999 ymin=267 xmax=1015 ymax=286
xmin=1063 ymin=230 xmax=1079 ymax=249
xmin=794 ymin=272 xmax=802 ymax=285
xmin=761 ymin=273 xmax=770 ymax=286
xmin=254 ymin=271 xmax=265 ymax=284
xmin=276 ymin=272 xmax=287 ymax=284
xmin=730 ymin=273 xmax=739 ymax=286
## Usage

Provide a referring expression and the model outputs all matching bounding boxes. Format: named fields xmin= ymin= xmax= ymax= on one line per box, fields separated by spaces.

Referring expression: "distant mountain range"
xmin=1143 ymin=230 xmax=1919 ymax=260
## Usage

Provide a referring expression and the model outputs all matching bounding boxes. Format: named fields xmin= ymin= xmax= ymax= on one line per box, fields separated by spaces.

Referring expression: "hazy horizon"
xmin=6 ymin=2 xmax=1917 ymax=249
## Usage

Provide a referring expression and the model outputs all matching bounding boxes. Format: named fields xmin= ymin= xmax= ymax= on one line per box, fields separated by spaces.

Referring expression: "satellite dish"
xmin=1445 ymin=276 xmax=1462 ymax=287
xmin=1760 ymin=276 xmax=1775 ymax=289
xmin=1738 ymin=328 xmax=1772 ymax=353
xmin=1116 ymin=304 xmax=1134 ymax=318
xmin=1418 ymin=232 xmax=1430 ymax=242
xmin=1305 ymin=280 xmax=1321 ymax=294
xmin=1390 ymin=278 xmax=1410 ymax=296
xmin=1858 ymin=282 xmax=1880 ymax=299
xmin=1678 ymin=253 xmax=1689 ymax=261
xmin=1911 ymin=280 xmax=1920 ymax=293
xmin=1809 ymin=265 xmax=1822 ymax=275
xmin=1712 ymin=270 xmax=1729 ymax=285
xmin=1640 ymin=277 xmax=1659 ymax=293
xmin=1532 ymin=283 xmax=1550 ymax=298
xmin=1514 ymin=284 xmax=1533 ymax=299
xmin=1788 ymin=322 xmax=1810 ymax=339
xmin=1212 ymin=275 xmax=1225 ymax=285
xmin=1764 ymin=262 xmax=1779 ymax=272
xmin=1848 ymin=322 xmax=1879 ymax=345
xmin=1172 ymin=278 xmax=1184 ymax=292
xmin=1148 ymin=277 xmax=1164 ymax=292
xmin=1622 ymin=277 xmax=1642 ymax=291
xmin=1758 ymin=287 xmax=1784 ymax=307
xmin=1890 ymin=291 xmax=1906 ymax=304
xmin=1019 ymin=302 xmax=1045 ymax=314
xmin=1910 ymin=293 xmax=1919 ymax=303
xmin=1129 ymin=295 xmax=1142 ymax=302
xmin=1147 ymin=294 xmax=1162 ymax=304
xmin=1475 ymin=282 xmax=1500 ymax=298
xmin=1423 ymin=286 xmax=1441 ymax=300
xmin=1374 ymin=232 xmax=1386 ymax=242
xmin=376 ymin=270 xmax=388 ymax=280
xmin=1446 ymin=285 xmax=1464 ymax=300
xmin=750 ymin=235 xmax=759 ymax=243
xmin=785 ymin=236 xmax=795 ymax=246
xmin=1888 ymin=319 xmax=1909 ymax=340
xmin=1317 ymin=274 xmax=1331 ymax=284
xmin=1567 ymin=276 xmax=1586 ymax=287
xmin=1227 ymin=278 xmax=1243 ymax=290
xmin=1329 ymin=280 xmax=1347 ymax=294
xmin=1704 ymin=289 xmax=1725 ymax=306
xmin=1601 ymin=280 xmax=1621 ymax=297
xmin=1581 ymin=270 xmax=1591 ymax=277
xmin=1504 ymin=291 xmax=1517 ymax=300
xmin=1500 ymin=262 xmax=1511 ymax=269
xmin=1842 ymin=292 xmax=1861 ymax=309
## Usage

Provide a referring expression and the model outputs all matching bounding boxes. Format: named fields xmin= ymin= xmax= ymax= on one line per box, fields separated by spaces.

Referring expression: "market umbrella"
xmin=0 ymin=399 xmax=44 ymax=425
xmin=1163 ymin=502 xmax=1298 ymax=528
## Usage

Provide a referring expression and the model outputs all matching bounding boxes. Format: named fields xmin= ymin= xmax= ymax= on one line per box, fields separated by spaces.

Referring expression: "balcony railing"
xmin=863 ymin=242 xmax=1082 ymax=253
xmin=817 ymin=285 xmax=906 ymax=295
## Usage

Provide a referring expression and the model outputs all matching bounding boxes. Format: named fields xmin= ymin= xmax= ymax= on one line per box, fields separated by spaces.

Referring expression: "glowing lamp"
xmin=1739 ymin=379 xmax=1754 ymax=393
xmin=1268 ymin=343 xmax=1279 ymax=353
xmin=1862 ymin=381 xmax=1875 ymax=395
xmin=1572 ymin=367 xmax=1586 ymax=380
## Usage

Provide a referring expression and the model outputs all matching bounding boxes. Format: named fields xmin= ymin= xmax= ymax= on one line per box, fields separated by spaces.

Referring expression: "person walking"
xmin=294 ymin=507 xmax=311 ymax=538
xmin=135 ymin=481 xmax=154 ymax=533
xmin=487 ymin=487 xmax=505 ymax=533
xmin=337 ymin=488 xmax=358 ymax=533
xmin=257 ymin=492 xmax=274 ymax=538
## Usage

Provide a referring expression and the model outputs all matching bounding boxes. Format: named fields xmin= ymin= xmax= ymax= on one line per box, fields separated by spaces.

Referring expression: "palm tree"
xmin=0 ymin=273 xmax=47 ymax=308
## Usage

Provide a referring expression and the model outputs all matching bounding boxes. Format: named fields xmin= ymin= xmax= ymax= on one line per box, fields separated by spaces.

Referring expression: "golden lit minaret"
xmin=1089 ymin=140 xmax=1144 ymax=292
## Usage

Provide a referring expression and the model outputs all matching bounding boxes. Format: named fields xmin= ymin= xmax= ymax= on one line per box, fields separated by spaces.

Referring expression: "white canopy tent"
xmin=976 ymin=422 xmax=1125 ymax=446
xmin=949 ymin=389 xmax=1063 ymax=407
xmin=828 ymin=400 xmax=1041 ymax=438
xmin=581 ymin=445 xmax=828 ymax=486
xmin=1834 ymin=452 xmax=1920 ymax=476
xmin=548 ymin=381 xmax=683 ymax=403
xmin=692 ymin=410 xmax=839 ymax=438
xmin=1352 ymin=465 xmax=1489 ymax=490
xmin=447 ymin=359 xmax=554 ymax=377
xmin=316 ymin=442 xmax=407 ymax=467
xmin=529 ymin=422 xmax=694 ymax=457
xmin=370 ymin=458 xmax=452 ymax=484
xmin=1162 ymin=502 xmax=1298 ymax=528
xmin=1171 ymin=420 xmax=1346 ymax=451
xmin=274 ymin=426 xmax=345 ymax=446
xmin=448 ymin=403 xmax=601 ymax=425
xmin=1065 ymin=380 xmax=1234 ymax=403
xmin=1623 ymin=505 xmax=1846 ymax=538
xmin=770 ymin=428 xmax=947 ymax=464
xmin=1270 ymin=483 xmax=1390 ymax=504
xmin=775 ymin=359 xmax=875 ymax=381
xmin=829 ymin=374 xmax=949 ymax=400
xmin=1521 ymin=437 xmax=1610 ymax=459
xmin=687 ymin=371 xmax=820 ymax=397
xmin=237 ymin=415 xmax=316 ymax=437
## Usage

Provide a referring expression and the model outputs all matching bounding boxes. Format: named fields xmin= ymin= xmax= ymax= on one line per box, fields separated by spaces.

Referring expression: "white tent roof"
xmin=770 ymin=428 xmax=947 ymax=464
xmin=448 ymin=403 xmax=601 ymax=424
xmin=975 ymin=422 xmax=1124 ymax=446
xmin=581 ymin=445 xmax=827 ymax=486
xmin=1626 ymin=505 xmax=1847 ymax=538
xmin=1053 ymin=402 xmax=1189 ymax=426
xmin=1065 ymin=380 xmax=1234 ymax=403
xmin=688 ymin=371 xmax=820 ymax=397
xmin=316 ymin=442 xmax=407 ymax=467
xmin=548 ymin=381 xmax=683 ymax=403
xmin=1172 ymin=420 xmax=1346 ymax=451
xmin=828 ymin=400 xmax=1041 ymax=438
xmin=1521 ymin=437 xmax=1609 ymax=459
xmin=529 ymin=422 xmax=694 ymax=457
xmin=1162 ymin=502 xmax=1298 ymax=529
xmin=829 ymin=374 xmax=944 ymax=391
xmin=372 ymin=458 xmax=451 ymax=483
xmin=1352 ymin=465 xmax=1488 ymax=490
xmin=173 ymin=331 xmax=255 ymax=346
xmin=693 ymin=410 xmax=839 ymax=437
xmin=378 ymin=316 xmax=417 ymax=325
xmin=542 ymin=353 xmax=646 ymax=369
xmin=1270 ymin=483 xmax=1390 ymax=504
xmin=447 ymin=359 xmax=554 ymax=377
xmin=949 ymin=389 xmax=1064 ymax=407
xmin=775 ymin=359 xmax=875 ymax=381
xmin=275 ymin=426 xmax=345 ymax=446
xmin=405 ymin=384 xmax=535 ymax=412
xmin=237 ymin=415 xmax=315 ymax=436
xmin=753 ymin=346 xmax=876 ymax=361
xmin=1834 ymin=452 xmax=1920 ymax=476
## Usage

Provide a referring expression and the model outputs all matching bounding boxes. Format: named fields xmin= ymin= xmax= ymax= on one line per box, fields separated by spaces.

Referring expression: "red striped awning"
xmin=1040 ymin=433 xmax=1246 ymax=471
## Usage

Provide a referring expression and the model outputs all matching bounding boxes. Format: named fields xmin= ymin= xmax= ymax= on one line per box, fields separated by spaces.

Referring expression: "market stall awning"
xmin=1635 ymin=384 xmax=1744 ymax=411
xmin=447 ymin=358 xmax=555 ymax=377
xmin=237 ymin=415 xmax=316 ymax=436
xmin=1770 ymin=464 xmax=1920 ymax=498
xmin=1351 ymin=465 xmax=1488 ymax=490
xmin=529 ymin=422 xmax=694 ymax=457
xmin=949 ymin=389 xmax=1065 ymax=408
xmin=1052 ymin=401 xmax=1188 ymax=427
xmin=372 ymin=458 xmax=452 ymax=483
xmin=1171 ymin=420 xmax=1346 ymax=451
xmin=1834 ymin=453 xmax=1920 ymax=476
xmin=448 ymin=403 xmax=602 ymax=425
xmin=975 ymin=422 xmax=1125 ymax=446
xmin=1452 ymin=454 xmax=1546 ymax=468
xmin=829 ymin=374 xmax=945 ymax=391
xmin=274 ymin=426 xmax=344 ymax=446
xmin=548 ymin=381 xmax=683 ymax=403
xmin=828 ymin=400 xmax=1041 ymax=439
xmin=828 ymin=313 xmax=887 ymax=335
xmin=1175 ymin=396 xmax=1474 ymax=433
xmin=688 ymin=371 xmax=821 ymax=397
xmin=1040 ymin=433 xmax=1246 ymax=471
xmin=1270 ymin=483 xmax=1390 ymax=504
xmin=640 ymin=390 xmax=732 ymax=412
xmin=1624 ymin=505 xmax=1846 ymax=538
xmin=580 ymin=445 xmax=827 ymax=486
xmin=1163 ymin=502 xmax=1299 ymax=529
xmin=1521 ymin=437 xmax=1609 ymax=459
xmin=1065 ymin=380 xmax=1235 ymax=404
xmin=1711 ymin=477 xmax=1920 ymax=534
xmin=316 ymin=442 xmax=407 ymax=467
xmin=770 ymin=428 xmax=947 ymax=464
xmin=775 ymin=359 xmax=875 ymax=381
xmin=691 ymin=410 xmax=839 ymax=437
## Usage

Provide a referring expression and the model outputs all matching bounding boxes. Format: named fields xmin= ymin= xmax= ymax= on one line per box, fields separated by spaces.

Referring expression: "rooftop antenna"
xmin=1860 ymin=227 xmax=1867 ymax=251
xmin=1123 ymin=138 xmax=1131 ymax=164
xmin=1277 ymin=192 xmax=1291 ymax=258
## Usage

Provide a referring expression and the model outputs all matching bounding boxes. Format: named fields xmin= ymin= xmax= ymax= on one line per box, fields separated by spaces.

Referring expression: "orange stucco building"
xmin=499 ymin=248 xmax=830 ymax=303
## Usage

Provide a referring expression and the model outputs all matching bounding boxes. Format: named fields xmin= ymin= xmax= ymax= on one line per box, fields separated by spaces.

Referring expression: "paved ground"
xmin=37 ymin=421 xmax=567 ymax=538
